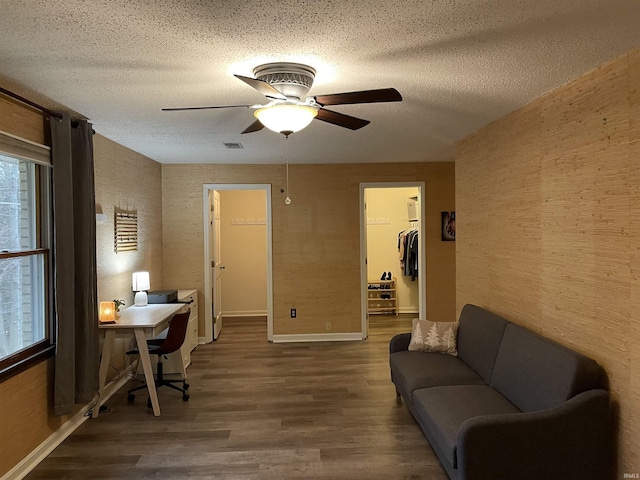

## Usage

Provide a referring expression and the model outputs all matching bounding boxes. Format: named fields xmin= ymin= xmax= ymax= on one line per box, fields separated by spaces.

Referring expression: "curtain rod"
xmin=0 ymin=86 xmax=63 ymax=119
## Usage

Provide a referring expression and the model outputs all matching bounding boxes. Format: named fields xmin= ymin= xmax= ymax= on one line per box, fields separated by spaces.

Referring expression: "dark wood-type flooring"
xmin=26 ymin=316 xmax=447 ymax=480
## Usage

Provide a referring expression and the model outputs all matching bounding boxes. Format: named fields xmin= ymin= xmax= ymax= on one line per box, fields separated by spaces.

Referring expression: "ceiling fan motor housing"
xmin=253 ymin=62 xmax=316 ymax=100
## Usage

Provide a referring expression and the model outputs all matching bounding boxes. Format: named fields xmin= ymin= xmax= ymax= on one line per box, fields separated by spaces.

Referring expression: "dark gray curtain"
xmin=50 ymin=113 xmax=99 ymax=416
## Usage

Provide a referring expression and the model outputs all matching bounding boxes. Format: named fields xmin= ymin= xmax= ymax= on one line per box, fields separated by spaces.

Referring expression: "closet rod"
xmin=0 ymin=86 xmax=62 ymax=119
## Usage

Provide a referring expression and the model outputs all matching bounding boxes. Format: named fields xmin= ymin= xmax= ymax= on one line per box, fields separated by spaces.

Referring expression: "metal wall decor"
xmin=114 ymin=208 xmax=138 ymax=253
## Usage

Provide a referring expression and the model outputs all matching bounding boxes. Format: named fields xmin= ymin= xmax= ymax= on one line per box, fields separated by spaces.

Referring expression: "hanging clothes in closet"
xmin=398 ymin=227 xmax=419 ymax=281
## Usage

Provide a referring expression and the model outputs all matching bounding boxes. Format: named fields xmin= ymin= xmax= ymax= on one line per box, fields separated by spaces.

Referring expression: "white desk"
xmin=95 ymin=303 xmax=185 ymax=417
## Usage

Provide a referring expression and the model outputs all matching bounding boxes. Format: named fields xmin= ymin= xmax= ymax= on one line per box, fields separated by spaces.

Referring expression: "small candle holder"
xmin=99 ymin=301 xmax=116 ymax=324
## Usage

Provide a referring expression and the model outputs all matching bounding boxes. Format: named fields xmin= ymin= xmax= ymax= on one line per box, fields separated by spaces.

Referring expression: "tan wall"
xmin=456 ymin=47 xmax=640 ymax=474
xmin=94 ymin=134 xmax=164 ymax=306
xmin=0 ymin=95 xmax=66 ymax=477
xmin=0 ymin=93 xmax=454 ymax=476
xmin=0 ymin=95 xmax=45 ymax=145
xmin=219 ymin=189 xmax=268 ymax=316
xmin=0 ymin=99 xmax=163 ymax=476
xmin=162 ymin=162 xmax=456 ymax=336
xmin=366 ymin=187 xmax=420 ymax=313
xmin=0 ymin=360 xmax=65 ymax=477
xmin=94 ymin=134 xmax=164 ymax=369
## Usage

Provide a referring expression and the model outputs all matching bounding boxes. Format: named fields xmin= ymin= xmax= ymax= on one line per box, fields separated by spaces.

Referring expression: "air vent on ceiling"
xmin=224 ymin=142 xmax=244 ymax=149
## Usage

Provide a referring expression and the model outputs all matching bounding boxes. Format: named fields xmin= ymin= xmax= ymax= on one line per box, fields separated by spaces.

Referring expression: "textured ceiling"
xmin=1 ymin=0 xmax=640 ymax=164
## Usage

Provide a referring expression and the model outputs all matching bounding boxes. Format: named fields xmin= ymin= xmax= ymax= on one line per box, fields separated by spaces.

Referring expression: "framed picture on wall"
xmin=441 ymin=211 xmax=455 ymax=241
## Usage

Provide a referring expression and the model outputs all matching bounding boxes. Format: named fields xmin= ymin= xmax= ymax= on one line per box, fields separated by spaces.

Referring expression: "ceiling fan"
xmin=162 ymin=62 xmax=402 ymax=136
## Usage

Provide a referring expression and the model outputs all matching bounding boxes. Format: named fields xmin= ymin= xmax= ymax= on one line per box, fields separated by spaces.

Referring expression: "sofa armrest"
xmin=456 ymin=389 xmax=612 ymax=480
xmin=389 ymin=333 xmax=411 ymax=354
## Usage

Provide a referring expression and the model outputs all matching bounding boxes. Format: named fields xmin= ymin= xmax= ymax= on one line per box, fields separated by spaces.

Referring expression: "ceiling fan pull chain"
xmin=284 ymin=137 xmax=291 ymax=205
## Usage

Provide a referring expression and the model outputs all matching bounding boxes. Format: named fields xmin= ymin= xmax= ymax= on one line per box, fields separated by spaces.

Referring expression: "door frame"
xmin=359 ymin=182 xmax=427 ymax=337
xmin=203 ymin=184 xmax=274 ymax=342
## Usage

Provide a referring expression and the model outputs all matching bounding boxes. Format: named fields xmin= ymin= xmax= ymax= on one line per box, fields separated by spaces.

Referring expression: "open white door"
xmin=359 ymin=186 xmax=371 ymax=339
xmin=203 ymin=183 xmax=274 ymax=343
xmin=211 ymin=190 xmax=224 ymax=339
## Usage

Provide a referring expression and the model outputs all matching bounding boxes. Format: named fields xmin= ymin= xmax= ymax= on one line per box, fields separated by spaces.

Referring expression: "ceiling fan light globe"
xmin=254 ymin=104 xmax=318 ymax=135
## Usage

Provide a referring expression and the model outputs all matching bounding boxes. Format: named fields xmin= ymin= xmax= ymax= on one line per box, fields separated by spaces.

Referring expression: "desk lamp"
xmin=132 ymin=271 xmax=150 ymax=306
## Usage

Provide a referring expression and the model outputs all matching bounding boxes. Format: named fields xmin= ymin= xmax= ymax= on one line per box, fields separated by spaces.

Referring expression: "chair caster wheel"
xmin=183 ymin=383 xmax=190 ymax=390
xmin=127 ymin=393 xmax=135 ymax=402
xmin=182 ymin=393 xmax=190 ymax=401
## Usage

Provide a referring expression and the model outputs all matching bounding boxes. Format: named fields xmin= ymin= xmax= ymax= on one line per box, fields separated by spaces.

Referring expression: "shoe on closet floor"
xmin=380 ymin=272 xmax=388 ymax=280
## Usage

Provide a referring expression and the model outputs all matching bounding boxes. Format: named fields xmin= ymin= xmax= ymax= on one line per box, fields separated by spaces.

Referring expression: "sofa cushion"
xmin=491 ymin=323 xmax=605 ymax=412
xmin=390 ymin=351 xmax=485 ymax=404
xmin=413 ymin=385 xmax=520 ymax=468
xmin=408 ymin=318 xmax=459 ymax=356
xmin=457 ymin=304 xmax=509 ymax=383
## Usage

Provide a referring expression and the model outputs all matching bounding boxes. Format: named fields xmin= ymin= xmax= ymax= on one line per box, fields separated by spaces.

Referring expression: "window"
xmin=0 ymin=146 xmax=53 ymax=376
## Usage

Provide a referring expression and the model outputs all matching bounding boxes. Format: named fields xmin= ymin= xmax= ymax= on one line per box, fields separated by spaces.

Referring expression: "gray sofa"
xmin=389 ymin=304 xmax=612 ymax=480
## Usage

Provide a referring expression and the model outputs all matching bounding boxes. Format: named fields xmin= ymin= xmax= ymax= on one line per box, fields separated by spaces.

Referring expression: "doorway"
xmin=203 ymin=184 xmax=274 ymax=342
xmin=360 ymin=182 xmax=426 ymax=337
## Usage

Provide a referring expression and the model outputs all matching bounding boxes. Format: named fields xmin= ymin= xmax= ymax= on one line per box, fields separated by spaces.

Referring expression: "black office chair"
xmin=126 ymin=311 xmax=191 ymax=406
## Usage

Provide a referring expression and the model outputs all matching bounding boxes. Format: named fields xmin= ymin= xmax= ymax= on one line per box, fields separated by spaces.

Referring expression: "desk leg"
xmin=93 ymin=329 xmax=116 ymax=418
xmin=134 ymin=328 xmax=161 ymax=416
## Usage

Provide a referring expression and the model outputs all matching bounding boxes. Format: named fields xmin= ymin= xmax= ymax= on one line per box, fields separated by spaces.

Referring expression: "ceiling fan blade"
xmin=234 ymin=75 xmax=287 ymax=101
xmin=315 ymin=108 xmax=370 ymax=130
xmin=241 ymin=119 xmax=265 ymax=134
xmin=313 ymin=88 xmax=402 ymax=106
xmin=162 ymin=105 xmax=252 ymax=111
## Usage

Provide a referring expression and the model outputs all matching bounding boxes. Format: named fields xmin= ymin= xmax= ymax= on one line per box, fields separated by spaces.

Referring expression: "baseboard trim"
xmin=2 ymin=374 xmax=130 ymax=480
xmin=272 ymin=332 xmax=363 ymax=343
xmin=221 ymin=310 xmax=267 ymax=317
xmin=398 ymin=308 xmax=419 ymax=315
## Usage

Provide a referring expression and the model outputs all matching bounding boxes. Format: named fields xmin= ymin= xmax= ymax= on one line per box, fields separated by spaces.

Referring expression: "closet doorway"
xmin=203 ymin=184 xmax=274 ymax=342
xmin=359 ymin=183 xmax=426 ymax=337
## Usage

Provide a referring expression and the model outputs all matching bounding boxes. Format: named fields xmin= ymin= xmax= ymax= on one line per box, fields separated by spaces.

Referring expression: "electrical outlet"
xmin=325 ymin=321 xmax=331 ymax=331
xmin=291 ymin=308 xmax=296 ymax=318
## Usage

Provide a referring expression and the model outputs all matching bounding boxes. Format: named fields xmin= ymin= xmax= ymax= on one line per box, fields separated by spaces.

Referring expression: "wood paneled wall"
xmin=162 ymin=162 xmax=456 ymax=336
xmin=456 ymin=47 xmax=640 ymax=474
xmin=0 ymin=95 xmax=66 ymax=477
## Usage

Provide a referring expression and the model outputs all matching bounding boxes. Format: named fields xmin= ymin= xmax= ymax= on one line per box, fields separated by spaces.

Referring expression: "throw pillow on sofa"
xmin=408 ymin=318 xmax=459 ymax=356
